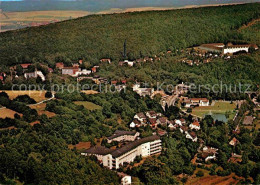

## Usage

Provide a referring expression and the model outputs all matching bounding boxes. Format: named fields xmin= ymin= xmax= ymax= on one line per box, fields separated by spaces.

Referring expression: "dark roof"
xmin=107 ymin=130 xmax=137 ymax=140
xmin=111 ymin=135 xmax=160 ymax=158
xmin=243 ymin=116 xmax=254 ymax=125
xmin=136 ymin=112 xmax=146 ymax=119
xmin=83 ymin=145 xmax=114 ymax=155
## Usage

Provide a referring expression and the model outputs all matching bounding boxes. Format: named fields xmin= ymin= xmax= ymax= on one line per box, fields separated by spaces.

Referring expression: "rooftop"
xmin=107 ymin=130 xmax=137 ymax=140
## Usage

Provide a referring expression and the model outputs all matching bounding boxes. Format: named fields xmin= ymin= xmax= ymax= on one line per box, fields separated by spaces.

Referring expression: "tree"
xmin=196 ymin=170 xmax=204 ymax=177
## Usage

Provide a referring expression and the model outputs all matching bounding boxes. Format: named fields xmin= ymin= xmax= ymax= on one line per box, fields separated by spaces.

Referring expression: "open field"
xmin=68 ymin=142 xmax=91 ymax=150
xmin=1 ymin=90 xmax=47 ymax=103
xmin=0 ymin=108 xmax=22 ymax=119
xmin=192 ymin=101 xmax=236 ymax=118
xmin=81 ymin=90 xmax=99 ymax=95
xmin=74 ymin=101 xmax=102 ymax=111
xmin=29 ymin=103 xmax=56 ymax=117
xmin=0 ymin=11 xmax=90 ymax=32
xmin=185 ymin=168 xmax=244 ymax=185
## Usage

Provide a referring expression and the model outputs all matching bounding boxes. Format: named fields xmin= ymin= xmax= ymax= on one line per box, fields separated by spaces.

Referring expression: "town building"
xmin=24 ymin=71 xmax=45 ymax=81
xmin=62 ymin=67 xmax=80 ymax=76
xmin=107 ymin=130 xmax=140 ymax=143
xmin=229 ymin=137 xmax=239 ymax=146
xmin=117 ymin=172 xmax=132 ymax=185
xmin=134 ymin=113 xmax=146 ymax=123
xmin=81 ymin=135 xmax=162 ymax=169
xmin=133 ymin=84 xmax=154 ymax=97
xmin=56 ymin=62 xmax=64 ymax=69
xmin=186 ymin=131 xmax=197 ymax=142
xmin=242 ymin=116 xmax=254 ymax=126
xmin=100 ymin=58 xmax=111 ymax=64
xmin=189 ymin=121 xmax=200 ymax=131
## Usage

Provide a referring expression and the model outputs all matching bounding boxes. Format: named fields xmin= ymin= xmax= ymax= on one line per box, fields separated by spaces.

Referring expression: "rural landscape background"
xmin=0 ymin=0 xmax=259 ymax=32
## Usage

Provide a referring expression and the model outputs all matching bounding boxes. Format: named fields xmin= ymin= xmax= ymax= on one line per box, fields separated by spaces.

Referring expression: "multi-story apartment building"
xmin=81 ymin=135 xmax=162 ymax=169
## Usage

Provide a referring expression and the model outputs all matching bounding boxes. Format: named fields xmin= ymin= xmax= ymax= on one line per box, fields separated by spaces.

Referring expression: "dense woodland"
xmin=0 ymin=3 xmax=259 ymax=69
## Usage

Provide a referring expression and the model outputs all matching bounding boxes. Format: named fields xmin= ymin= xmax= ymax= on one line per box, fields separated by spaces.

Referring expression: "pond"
xmin=204 ymin=113 xmax=228 ymax=123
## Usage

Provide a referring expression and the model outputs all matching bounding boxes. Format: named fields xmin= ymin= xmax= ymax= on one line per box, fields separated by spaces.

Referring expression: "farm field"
xmin=1 ymin=90 xmax=47 ymax=103
xmin=185 ymin=168 xmax=245 ymax=185
xmin=68 ymin=142 xmax=91 ymax=150
xmin=0 ymin=108 xmax=22 ymax=119
xmin=29 ymin=103 xmax=56 ymax=118
xmin=0 ymin=11 xmax=90 ymax=32
xmin=81 ymin=90 xmax=99 ymax=95
xmin=74 ymin=101 xmax=102 ymax=111
xmin=192 ymin=101 xmax=236 ymax=118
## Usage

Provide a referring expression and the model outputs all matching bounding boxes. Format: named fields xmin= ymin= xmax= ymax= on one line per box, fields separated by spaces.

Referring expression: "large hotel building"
xmin=81 ymin=135 xmax=162 ymax=169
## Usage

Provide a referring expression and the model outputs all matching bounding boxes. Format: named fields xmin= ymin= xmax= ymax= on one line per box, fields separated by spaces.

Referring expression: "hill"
xmin=0 ymin=3 xmax=259 ymax=68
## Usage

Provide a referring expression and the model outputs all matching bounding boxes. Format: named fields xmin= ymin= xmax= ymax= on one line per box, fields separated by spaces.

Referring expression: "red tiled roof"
xmin=192 ymin=121 xmax=200 ymax=127
xmin=20 ymin=63 xmax=31 ymax=69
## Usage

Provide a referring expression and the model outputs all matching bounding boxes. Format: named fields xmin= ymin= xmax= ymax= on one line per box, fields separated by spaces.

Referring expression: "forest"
xmin=0 ymin=3 xmax=259 ymax=69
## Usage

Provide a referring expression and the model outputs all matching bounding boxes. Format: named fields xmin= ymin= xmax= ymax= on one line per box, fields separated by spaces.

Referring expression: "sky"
xmin=0 ymin=0 xmax=259 ymax=12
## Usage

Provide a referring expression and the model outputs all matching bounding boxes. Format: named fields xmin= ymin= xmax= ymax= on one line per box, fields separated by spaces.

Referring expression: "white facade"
xmin=189 ymin=123 xmax=200 ymax=131
xmin=121 ymin=175 xmax=131 ymax=185
xmin=223 ymin=46 xmax=249 ymax=54
xmin=82 ymin=136 xmax=161 ymax=169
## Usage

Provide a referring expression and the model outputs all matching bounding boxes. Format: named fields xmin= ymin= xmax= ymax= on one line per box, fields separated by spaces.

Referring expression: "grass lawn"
xmin=192 ymin=101 xmax=236 ymax=119
xmin=1 ymin=90 xmax=47 ymax=103
xmin=74 ymin=101 xmax=102 ymax=111
xmin=29 ymin=103 xmax=56 ymax=117
xmin=0 ymin=108 xmax=22 ymax=119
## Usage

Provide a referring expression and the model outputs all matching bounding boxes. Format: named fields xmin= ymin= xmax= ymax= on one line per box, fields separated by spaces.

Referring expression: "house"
xmin=190 ymin=98 xmax=209 ymax=106
xmin=156 ymin=117 xmax=169 ymax=126
xmin=107 ymin=130 xmax=139 ymax=143
xmin=72 ymin=63 xmax=80 ymax=68
xmin=189 ymin=121 xmax=200 ymax=131
xmin=78 ymin=60 xmax=83 ymax=65
xmin=198 ymin=43 xmax=224 ymax=53
xmin=117 ymin=172 xmax=132 ymax=185
xmin=200 ymin=146 xmax=218 ymax=162
xmin=229 ymin=137 xmax=239 ymax=146
xmin=100 ymin=58 xmax=111 ymax=64
xmin=184 ymin=100 xmax=192 ymax=108
xmin=157 ymin=130 xmax=167 ymax=137
xmin=62 ymin=67 xmax=80 ymax=76
xmin=134 ymin=113 xmax=146 ymax=123
xmin=168 ymin=122 xmax=176 ymax=130
xmin=148 ymin=118 xmax=157 ymax=128
xmin=186 ymin=131 xmax=197 ymax=142
xmin=56 ymin=62 xmax=64 ymax=69
xmin=242 ymin=116 xmax=254 ymax=126
xmin=146 ymin=111 xmax=157 ymax=119
xmin=133 ymin=84 xmax=154 ymax=97
xmin=175 ymin=119 xmax=182 ymax=127
xmin=180 ymin=118 xmax=186 ymax=125
xmin=48 ymin=68 xmax=53 ymax=73
xmin=228 ymin=153 xmax=242 ymax=163
xmin=81 ymin=135 xmax=162 ymax=169
xmin=130 ymin=119 xmax=141 ymax=128
xmin=24 ymin=71 xmax=45 ymax=81
xmin=233 ymin=125 xmax=240 ymax=134
xmin=180 ymin=126 xmax=188 ymax=133
xmin=20 ymin=63 xmax=32 ymax=71
xmin=91 ymin=67 xmax=97 ymax=73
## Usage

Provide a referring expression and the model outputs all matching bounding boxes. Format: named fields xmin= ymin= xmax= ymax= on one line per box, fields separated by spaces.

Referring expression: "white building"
xmin=223 ymin=45 xmax=250 ymax=54
xmin=24 ymin=71 xmax=45 ymax=81
xmin=81 ymin=135 xmax=162 ymax=169
xmin=133 ymin=84 xmax=154 ymax=97
xmin=117 ymin=172 xmax=132 ymax=185
xmin=185 ymin=131 xmax=197 ymax=142
xmin=107 ymin=130 xmax=140 ymax=143
xmin=189 ymin=121 xmax=200 ymax=131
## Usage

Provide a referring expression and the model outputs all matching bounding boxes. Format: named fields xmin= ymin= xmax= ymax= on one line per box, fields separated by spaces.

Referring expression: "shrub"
xmin=196 ymin=170 xmax=204 ymax=177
